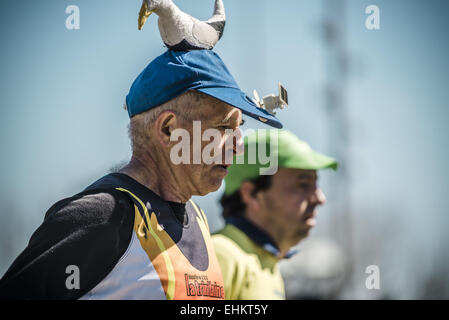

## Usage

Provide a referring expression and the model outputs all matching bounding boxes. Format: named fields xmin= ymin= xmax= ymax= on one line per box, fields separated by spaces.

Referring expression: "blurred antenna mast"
xmin=321 ymin=0 xmax=354 ymax=296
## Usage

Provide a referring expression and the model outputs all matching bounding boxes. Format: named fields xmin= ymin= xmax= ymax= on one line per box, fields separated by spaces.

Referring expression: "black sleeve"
xmin=0 ymin=189 xmax=135 ymax=300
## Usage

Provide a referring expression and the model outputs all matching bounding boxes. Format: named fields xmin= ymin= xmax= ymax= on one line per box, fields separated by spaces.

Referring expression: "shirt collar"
xmin=225 ymin=216 xmax=297 ymax=259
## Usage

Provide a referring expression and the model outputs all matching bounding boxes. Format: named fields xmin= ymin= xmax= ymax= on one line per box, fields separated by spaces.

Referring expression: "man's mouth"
xmin=304 ymin=209 xmax=317 ymax=226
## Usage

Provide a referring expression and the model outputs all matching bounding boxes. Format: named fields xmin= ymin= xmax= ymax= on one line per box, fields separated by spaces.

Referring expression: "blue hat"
xmin=126 ymin=50 xmax=283 ymax=128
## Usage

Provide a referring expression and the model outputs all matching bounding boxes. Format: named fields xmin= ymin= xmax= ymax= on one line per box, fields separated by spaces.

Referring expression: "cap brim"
xmin=197 ymin=87 xmax=283 ymax=129
xmin=283 ymin=149 xmax=338 ymax=171
xmin=306 ymin=151 xmax=339 ymax=171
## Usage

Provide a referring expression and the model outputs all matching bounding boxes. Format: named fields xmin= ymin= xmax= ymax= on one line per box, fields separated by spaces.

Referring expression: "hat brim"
xmin=197 ymin=87 xmax=283 ymax=129
xmin=283 ymin=150 xmax=338 ymax=171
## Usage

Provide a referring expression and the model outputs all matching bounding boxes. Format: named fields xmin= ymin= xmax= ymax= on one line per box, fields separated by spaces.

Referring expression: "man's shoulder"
xmin=212 ymin=224 xmax=253 ymax=260
xmin=44 ymin=187 xmax=134 ymax=224
xmin=44 ymin=173 xmax=136 ymax=222
xmin=0 ymin=179 xmax=136 ymax=299
xmin=29 ymin=187 xmax=136 ymax=256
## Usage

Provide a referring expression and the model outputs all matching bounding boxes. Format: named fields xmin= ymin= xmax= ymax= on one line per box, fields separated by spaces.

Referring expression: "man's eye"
xmin=298 ymin=183 xmax=310 ymax=190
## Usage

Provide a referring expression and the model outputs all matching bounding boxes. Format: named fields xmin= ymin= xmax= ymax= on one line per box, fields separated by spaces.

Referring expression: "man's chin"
xmin=295 ymin=228 xmax=312 ymax=241
xmin=196 ymin=179 xmax=223 ymax=196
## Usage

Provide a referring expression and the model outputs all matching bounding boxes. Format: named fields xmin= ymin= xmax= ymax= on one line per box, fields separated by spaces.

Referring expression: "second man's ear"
xmin=240 ymin=181 xmax=261 ymax=212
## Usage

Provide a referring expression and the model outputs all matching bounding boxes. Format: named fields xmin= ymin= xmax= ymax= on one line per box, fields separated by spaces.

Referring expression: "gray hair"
xmin=127 ymin=90 xmax=207 ymax=156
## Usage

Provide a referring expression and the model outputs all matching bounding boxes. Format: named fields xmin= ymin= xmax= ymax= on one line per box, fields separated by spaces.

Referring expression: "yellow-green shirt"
xmin=212 ymin=218 xmax=294 ymax=300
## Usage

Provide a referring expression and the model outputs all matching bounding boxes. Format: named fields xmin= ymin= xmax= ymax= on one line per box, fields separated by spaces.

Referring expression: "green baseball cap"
xmin=224 ymin=129 xmax=338 ymax=196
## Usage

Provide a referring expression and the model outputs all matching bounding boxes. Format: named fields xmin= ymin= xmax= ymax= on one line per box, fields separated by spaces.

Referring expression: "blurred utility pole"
xmin=321 ymin=0 xmax=354 ymax=297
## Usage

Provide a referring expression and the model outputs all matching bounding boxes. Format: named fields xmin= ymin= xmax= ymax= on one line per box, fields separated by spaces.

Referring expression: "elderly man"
xmin=0 ymin=50 xmax=282 ymax=300
xmin=212 ymin=129 xmax=338 ymax=300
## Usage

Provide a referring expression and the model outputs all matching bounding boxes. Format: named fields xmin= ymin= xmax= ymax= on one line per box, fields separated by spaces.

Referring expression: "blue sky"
xmin=1 ymin=0 xmax=448 ymax=298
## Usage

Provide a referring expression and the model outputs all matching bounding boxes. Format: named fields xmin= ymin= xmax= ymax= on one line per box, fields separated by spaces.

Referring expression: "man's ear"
xmin=154 ymin=111 xmax=177 ymax=147
xmin=240 ymin=181 xmax=261 ymax=212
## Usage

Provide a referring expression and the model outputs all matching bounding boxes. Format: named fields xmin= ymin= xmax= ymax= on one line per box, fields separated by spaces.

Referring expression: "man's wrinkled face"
xmin=258 ymin=167 xmax=326 ymax=242
xmin=174 ymin=95 xmax=244 ymax=196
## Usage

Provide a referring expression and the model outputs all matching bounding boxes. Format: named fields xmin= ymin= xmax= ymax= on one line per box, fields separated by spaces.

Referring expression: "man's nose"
xmin=234 ymin=127 xmax=244 ymax=156
xmin=311 ymin=188 xmax=326 ymax=205
xmin=222 ymin=127 xmax=244 ymax=165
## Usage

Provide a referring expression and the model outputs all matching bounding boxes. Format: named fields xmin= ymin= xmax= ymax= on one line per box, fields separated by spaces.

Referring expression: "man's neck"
xmin=119 ymin=156 xmax=191 ymax=203
xmin=244 ymin=213 xmax=296 ymax=259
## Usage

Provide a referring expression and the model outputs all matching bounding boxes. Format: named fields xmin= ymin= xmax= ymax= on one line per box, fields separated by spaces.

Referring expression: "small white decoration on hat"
xmin=252 ymin=83 xmax=289 ymax=116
